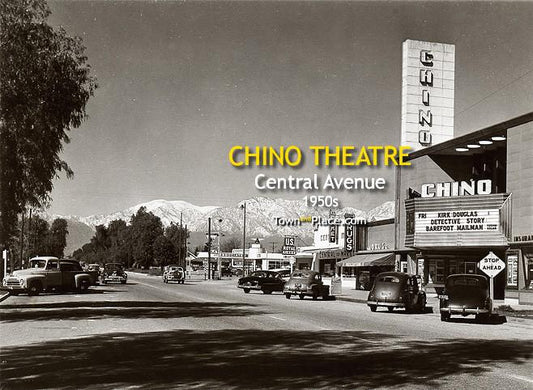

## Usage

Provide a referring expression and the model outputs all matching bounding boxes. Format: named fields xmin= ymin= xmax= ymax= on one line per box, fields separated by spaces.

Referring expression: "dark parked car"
xmin=101 ymin=263 xmax=127 ymax=284
xmin=440 ymin=274 xmax=492 ymax=322
xmin=284 ymin=270 xmax=330 ymax=300
xmin=237 ymin=270 xmax=285 ymax=294
xmin=367 ymin=272 xmax=426 ymax=313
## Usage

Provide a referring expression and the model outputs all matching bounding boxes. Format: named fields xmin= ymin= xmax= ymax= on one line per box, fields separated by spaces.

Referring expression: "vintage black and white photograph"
xmin=1 ymin=0 xmax=532 ymax=389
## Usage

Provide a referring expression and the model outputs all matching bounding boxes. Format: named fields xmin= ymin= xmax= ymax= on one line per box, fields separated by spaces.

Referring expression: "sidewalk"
xmin=330 ymin=278 xmax=533 ymax=316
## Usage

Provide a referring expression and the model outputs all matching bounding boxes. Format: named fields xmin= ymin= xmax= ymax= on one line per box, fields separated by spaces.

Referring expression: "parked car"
xmin=270 ymin=268 xmax=291 ymax=282
xmin=237 ymin=270 xmax=286 ymax=294
xmin=284 ymin=270 xmax=330 ymax=300
xmin=2 ymin=257 xmax=96 ymax=296
xmin=87 ymin=263 xmax=101 ymax=276
xmin=163 ymin=265 xmax=185 ymax=284
xmin=439 ymin=274 xmax=492 ymax=322
xmin=101 ymin=263 xmax=127 ymax=284
xmin=367 ymin=272 xmax=426 ymax=313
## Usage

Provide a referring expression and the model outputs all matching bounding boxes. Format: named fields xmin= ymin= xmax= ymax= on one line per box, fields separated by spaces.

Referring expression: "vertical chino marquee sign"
xmin=401 ymin=39 xmax=455 ymax=151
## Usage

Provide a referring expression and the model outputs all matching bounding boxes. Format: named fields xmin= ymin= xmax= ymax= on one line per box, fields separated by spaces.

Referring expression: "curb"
xmin=336 ymin=296 xmax=367 ymax=304
xmin=0 ymin=292 xmax=10 ymax=303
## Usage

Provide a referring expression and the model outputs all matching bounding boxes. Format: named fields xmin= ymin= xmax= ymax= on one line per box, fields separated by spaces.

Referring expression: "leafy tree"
xmin=165 ymin=223 xmax=188 ymax=266
xmin=47 ymin=218 xmax=68 ymax=257
xmin=153 ymin=235 xmax=176 ymax=268
xmin=0 ymin=0 xmax=97 ymax=249
xmin=25 ymin=215 xmax=49 ymax=258
xmin=130 ymin=207 xmax=163 ymax=269
xmin=221 ymin=236 xmax=241 ymax=252
xmin=107 ymin=219 xmax=131 ymax=266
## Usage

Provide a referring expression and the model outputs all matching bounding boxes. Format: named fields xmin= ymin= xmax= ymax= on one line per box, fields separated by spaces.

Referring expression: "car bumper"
xmin=440 ymin=306 xmax=490 ymax=316
xmin=102 ymin=276 xmax=126 ymax=283
xmin=1 ymin=285 xmax=25 ymax=292
xmin=167 ymin=277 xmax=184 ymax=281
xmin=284 ymin=288 xmax=312 ymax=295
xmin=238 ymin=284 xmax=261 ymax=290
xmin=367 ymin=301 xmax=405 ymax=308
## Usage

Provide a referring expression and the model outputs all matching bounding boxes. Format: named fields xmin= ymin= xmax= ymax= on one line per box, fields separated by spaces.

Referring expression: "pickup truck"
xmin=2 ymin=256 xmax=98 ymax=296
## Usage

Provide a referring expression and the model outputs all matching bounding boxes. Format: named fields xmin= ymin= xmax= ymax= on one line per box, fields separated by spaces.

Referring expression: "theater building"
xmin=395 ymin=113 xmax=533 ymax=303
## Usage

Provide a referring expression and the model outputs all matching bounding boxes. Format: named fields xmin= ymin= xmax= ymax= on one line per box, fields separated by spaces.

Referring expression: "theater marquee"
xmin=401 ymin=39 xmax=455 ymax=151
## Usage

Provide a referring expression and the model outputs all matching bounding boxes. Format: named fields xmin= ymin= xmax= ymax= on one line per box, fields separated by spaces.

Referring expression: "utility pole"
xmin=207 ymin=217 xmax=211 ymax=280
xmin=241 ymin=202 xmax=246 ymax=276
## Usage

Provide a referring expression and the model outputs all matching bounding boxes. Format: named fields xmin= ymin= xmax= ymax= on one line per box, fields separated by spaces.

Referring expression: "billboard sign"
xmin=401 ymin=39 xmax=455 ymax=151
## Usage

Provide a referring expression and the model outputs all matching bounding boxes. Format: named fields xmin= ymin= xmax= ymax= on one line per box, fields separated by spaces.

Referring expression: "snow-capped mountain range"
xmin=59 ymin=197 xmax=395 ymax=237
xmin=43 ymin=197 xmax=395 ymax=254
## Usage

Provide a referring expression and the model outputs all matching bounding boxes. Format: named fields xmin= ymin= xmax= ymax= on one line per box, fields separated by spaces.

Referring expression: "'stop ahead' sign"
xmin=401 ymin=39 xmax=455 ymax=151
xmin=478 ymin=251 xmax=505 ymax=278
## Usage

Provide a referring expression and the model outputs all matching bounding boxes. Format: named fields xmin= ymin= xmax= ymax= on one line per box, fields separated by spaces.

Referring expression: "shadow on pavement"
xmin=0 ymin=329 xmax=531 ymax=389
xmin=0 ymin=301 xmax=266 ymax=322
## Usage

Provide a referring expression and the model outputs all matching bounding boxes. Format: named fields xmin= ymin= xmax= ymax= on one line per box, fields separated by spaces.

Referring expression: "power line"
xmin=456 ymin=67 xmax=533 ymax=117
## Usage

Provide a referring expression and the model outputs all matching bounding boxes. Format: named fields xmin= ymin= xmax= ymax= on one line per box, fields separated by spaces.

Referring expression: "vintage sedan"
xmin=163 ymin=265 xmax=185 ymax=284
xmin=101 ymin=263 xmax=127 ymax=284
xmin=237 ymin=270 xmax=285 ymax=294
xmin=440 ymin=274 xmax=492 ymax=322
xmin=367 ymin=272 xmax=426 ymax=313
xmin=284 ymin=270 xmax=330 ymax=300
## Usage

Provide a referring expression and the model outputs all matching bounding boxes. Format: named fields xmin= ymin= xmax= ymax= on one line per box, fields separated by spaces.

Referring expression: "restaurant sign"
xmin=415 ymin=209 xmax=499 ymax=233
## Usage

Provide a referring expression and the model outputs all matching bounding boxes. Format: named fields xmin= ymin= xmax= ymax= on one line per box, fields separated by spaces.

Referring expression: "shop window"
xmin=525 ymin=251 xmax=533 ymax=290
xmin=428 ymin=260 xmax=445 ymax=284
xmin=506 ymin=254 xmax=518 ymax=287
xmin=448 ymin=260 xmax=458 ymax=276
xmin=400 ymin=261 xmax=408 ymax=273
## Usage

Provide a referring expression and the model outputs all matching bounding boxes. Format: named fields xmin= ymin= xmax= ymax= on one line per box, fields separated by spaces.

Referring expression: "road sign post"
xmin=478 ymin=251 xmax=505 ymax=304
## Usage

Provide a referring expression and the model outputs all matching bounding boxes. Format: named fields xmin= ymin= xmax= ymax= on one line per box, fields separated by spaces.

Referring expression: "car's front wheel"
xmin=285 ymin=293 xmax=291 ymax=299
xmin=243 ymin=288 xmax=250 ymax=293
xmin=27 ymin=281 xmax=42 ymax=296
xmin=369 ymin=305 xmax=377 ymax=312
xmin=387 ymin=307 xmax=394 ymax=312
xmin=299 ymin=294 xmax=305 ymax=300
xmin=440 ymin=312 xmax=450 ymax=322
xmin=262 ymin=288 xmax=272 ymax=294
xmin=78 ymin=280 xmax=89 ymax=292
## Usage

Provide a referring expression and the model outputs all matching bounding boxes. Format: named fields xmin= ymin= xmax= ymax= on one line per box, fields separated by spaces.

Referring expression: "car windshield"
xmin=105 ymin=264 xmax=123 ymax=271
xmin=29 ymin=260 xmax=46 ymax=268
xmin=377 ymin=275 xmax=400 ymax=283
xmin=251 ymin=271 xmax=267 ymax=278
xmin=291 ymin=271 xmax=312 ymax=278
xmin=448 ymin=277 xmax=486 ymax=288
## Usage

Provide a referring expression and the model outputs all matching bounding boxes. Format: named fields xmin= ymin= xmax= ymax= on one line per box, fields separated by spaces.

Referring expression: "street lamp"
xmin=241 ymin=202 xmax=247 ymax=276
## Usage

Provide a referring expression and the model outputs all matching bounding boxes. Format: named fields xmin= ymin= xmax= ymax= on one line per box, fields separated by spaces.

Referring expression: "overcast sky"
xmin=46 ymin=1 xmax=533 ymax=216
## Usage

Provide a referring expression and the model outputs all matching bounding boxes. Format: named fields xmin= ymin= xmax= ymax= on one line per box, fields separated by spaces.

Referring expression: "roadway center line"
xmin=268 ymin=315 xmax=287 ymax=321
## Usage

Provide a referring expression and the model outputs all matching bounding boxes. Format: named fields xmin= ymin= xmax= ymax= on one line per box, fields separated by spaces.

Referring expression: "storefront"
xmin=337 ymin=252 xmax=395 ymax=290
xmin=396 ymin=113 xmax=533 ymax=301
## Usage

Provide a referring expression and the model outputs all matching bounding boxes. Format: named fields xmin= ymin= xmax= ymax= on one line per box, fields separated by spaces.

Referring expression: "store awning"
xmin=336 ymin=253 xmax=395 ymax=267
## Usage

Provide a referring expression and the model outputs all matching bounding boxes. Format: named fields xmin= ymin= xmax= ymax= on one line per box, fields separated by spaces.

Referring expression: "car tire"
xmin=387 ymin=307 xmax=394 ymax=312
xmin=370 ymin=305 xmax=377 ymax=312
xmin=475 ymin=313 xmax=489 ymax=323
xmin=299 ymin=294 xmax=305 ymax=300
xmin=312 ymin=290 xmax=318 ymax=300
xmin=262 ymin=289 xmax=272 ymax=294
xmin=440 ymin=312 xmax=450 ymax=322
xmin=285 ymin=293 xmax=291 ymax=299
xmin=79 ymin=280 xmax=89 ymax=292
xmin=11 ymin=291 xmax=19 ymax=296
xmin=27 ymin=281 xmax=42 ymax=296
xmin=322 ymin=290 xmax=330 ymax=300
xmin=244 ymin=288 xmax=250 ymax=293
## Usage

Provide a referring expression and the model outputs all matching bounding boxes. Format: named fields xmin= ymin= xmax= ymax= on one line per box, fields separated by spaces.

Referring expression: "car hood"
xmin=10 ymin=269 xmax=45 ymax=277
xmin=238 ymin=276 xmax=263 ymax=283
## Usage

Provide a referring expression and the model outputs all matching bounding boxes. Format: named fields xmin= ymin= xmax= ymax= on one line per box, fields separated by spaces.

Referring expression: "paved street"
xmin=1 ymin=272 xmax=532 ymax=389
